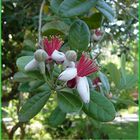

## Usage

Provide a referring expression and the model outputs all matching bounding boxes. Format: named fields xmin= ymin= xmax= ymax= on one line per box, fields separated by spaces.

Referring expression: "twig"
xmin=9 ymin=122 xmax=23 ymax=140
xmin=93 ymin=51 xmax=101 ymax=60
xmin=38 ymin=0 xmax=46 ymax=48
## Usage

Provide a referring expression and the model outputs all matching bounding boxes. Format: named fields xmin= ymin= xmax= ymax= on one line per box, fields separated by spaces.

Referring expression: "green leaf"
xmin=68 ymin=19 xmax=90 ymax=51
xmin=119 ymin=74 xmax=137 ymax=90
xmin=16 ymin=56 xmax=34 ymax=71
xmin=35 ymin=83 xmax=51 ymax=93
xmin=50 ymin=0 xmax=63 ymax=14
xmin=48 ymin=106 xmax=66 ymax=127
xmin=14 ymin=72 xmax=32 ymax=82
xmin=42 ymin=20 xmax=69 ymax=35
xmin=20 ymin=50 xmax=34 ymax=56
xmin=99 ymin=72 xmax=110 ymax=93
xmin=29 ymin=80 xmax=45 ymax=91
xmin=82 ymin=13 xmax=102 ymax=29
xmin=26 ymin=71 xmax=44 ymax=80
xmin=58 ymin=0 xmax=97 ymax=17
xmin=120 ymin=53 xmax=126 ymax=69
xmin=106 ymin=63 xmax=121 ymax=87
xmin=83 ymin=90 xmax=116 ymax=122
xmin=96 ymin=0 xmax=114 ymax=22
xmin=19 ymin=91 xmax=50 ymax=122
xmin=117 ymin=98 xmax=137 ymax=106
xmin=58 ymin=92 xmax=82 ymax=113
xmin=52 ymin=65 xmax=61 ymax=77
xmin=23 ymin=39 xmax=35 ymax=51
xmin=18 ymin=82 xmax=30 ymax=92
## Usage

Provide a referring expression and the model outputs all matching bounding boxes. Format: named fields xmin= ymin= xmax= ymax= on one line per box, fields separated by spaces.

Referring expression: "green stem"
xmin=55 ymin=82 xmax=67 ymax=91
xmin=42 ymin=73 xmax=52 ymax=88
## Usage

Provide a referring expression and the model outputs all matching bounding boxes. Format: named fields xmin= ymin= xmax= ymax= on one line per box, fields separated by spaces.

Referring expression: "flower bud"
xmin=92 ymin=29 xmax=103 ymax=41
xmin=65 ymin=50 xmax=77 ymax=62
xmin=34 ymin=49 xmax=48 ymax=62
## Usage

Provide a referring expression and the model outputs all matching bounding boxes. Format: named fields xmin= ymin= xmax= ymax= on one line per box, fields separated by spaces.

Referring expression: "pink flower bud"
xmin=65 ymin=50 xmax=77 ymax=61
xmin=34 ymin=49 xmax=48 ymax=62
xmin=92 ymin=29 xmax=103 ymax=41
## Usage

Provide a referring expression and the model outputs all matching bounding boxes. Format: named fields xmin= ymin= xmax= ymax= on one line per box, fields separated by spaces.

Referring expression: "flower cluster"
xmin=25 ymin=36 xmax=99 ymax=103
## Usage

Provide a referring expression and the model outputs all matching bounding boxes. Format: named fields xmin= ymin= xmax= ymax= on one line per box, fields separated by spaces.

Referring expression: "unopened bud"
xmin=65 ymin=50 xmax=77 ymax=62
xmin=34 ymin=49 xmax=48 ymax=62
xmin=92 ymin=29 xmax=103 ymax=41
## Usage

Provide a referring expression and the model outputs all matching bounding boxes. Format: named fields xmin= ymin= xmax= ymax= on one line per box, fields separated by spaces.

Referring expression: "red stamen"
xmin=77 ymin=54 xmax=99 ymax=77
xmin=43 ymin=36 xmax=63 ymax=56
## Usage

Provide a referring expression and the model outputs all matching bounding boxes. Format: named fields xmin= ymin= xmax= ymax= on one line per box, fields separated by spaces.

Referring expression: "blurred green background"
xmin=2 ymin=0 xmax=138 ymax=139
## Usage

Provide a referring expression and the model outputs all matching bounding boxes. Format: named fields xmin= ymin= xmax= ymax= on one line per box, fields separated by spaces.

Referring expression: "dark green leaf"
xmin=96 ymin=0 xmax=114 ymax=22
xmin=35 ymin=83 xmax=51 ymax=93
xmin=48 ymin=106 xmax=66 ymax=127
xmin=42 ymin=20 xmax=69 ymax=35
xmin=50 ymin=0 xmax=64 ymax=14
xmin=23 ymin=40 xmax=35 ymax=51
xmin=18 ymin=82 xmax=30 ymax=92
xmin=68 ymin=19 xmax=90 ymax=51
xmin=26 ymin=71 xmax=43 ymax=80
xmin=58 ymin=0 xmax=97 ymax=17
xmin=19 ymin=91 xmax=50 ymax=122
xmin=20 ymin=50 xmax=34 ymax=56
xmin=14 ymin=72 xmax=32 ymax=82
xmin=82 ymin=13 xmax=102 ymax=29
xmin=83 ymin=90 xmax=116 ymax=122
xmin=29 ymin=80 xmax=45 ymax=91
xmin=58 ymin=92 xmax=82 ymax=113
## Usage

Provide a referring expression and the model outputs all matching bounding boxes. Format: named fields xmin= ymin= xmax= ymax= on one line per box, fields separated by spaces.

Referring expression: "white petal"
xmin=51 ymin=50 xmax=65 ymax=62
xmin=63 ymin=59 xmax=76 ymax=68
xmin=77 ymin=77 xmax=90 ymax=103
xmin=24 ymin=59 xmax=38 ymax=71
xmin=58 ymin=68 xmax=77 ymax=81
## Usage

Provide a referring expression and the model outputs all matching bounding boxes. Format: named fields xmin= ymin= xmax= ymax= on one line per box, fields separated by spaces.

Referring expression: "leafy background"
xmin=2 ymin=0 xmax=138 ymax=139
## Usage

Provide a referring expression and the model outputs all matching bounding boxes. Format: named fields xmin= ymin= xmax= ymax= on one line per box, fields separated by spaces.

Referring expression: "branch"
xmin=38 ymin=0 xmax=46 ymax=48
xmin=93 ymin=51 xmax=101 ymax=60
xmin=9 ymin=122 xmax=23 ymax=140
